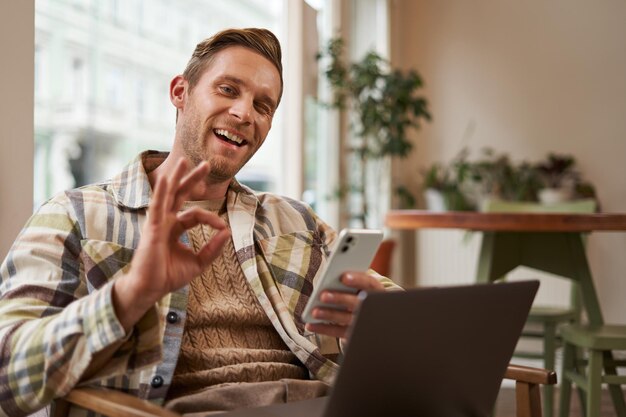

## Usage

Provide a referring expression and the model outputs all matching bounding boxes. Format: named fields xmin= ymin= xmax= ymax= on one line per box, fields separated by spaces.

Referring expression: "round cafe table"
xmin=385 ymin=210 xmax=626 ymax=327
xmin=386 ymin=210 xmax=626 ymax=416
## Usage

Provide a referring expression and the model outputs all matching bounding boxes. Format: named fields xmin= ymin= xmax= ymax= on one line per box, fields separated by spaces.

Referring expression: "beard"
xmin=178 ymin=113 xmax=250 ymax=183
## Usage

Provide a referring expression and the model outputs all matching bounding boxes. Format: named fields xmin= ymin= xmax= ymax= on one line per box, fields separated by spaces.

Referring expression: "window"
xmin=104 ymin=64 xmax=124 ymax=110
xmin=34 ymin=0 xmax=286 ymax=206
xmin=34 ymin=45 xmax=43 ymax=98
xmin=301 ymin=0 xmax=390 ymax=229
xmin=33 ymin=0 xmax=387 ymax=228
xmin=70 ymin=56 xmax=86 ymax=102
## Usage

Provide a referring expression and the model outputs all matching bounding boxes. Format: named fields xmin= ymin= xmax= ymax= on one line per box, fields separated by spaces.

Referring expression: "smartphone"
xmin=301 ymin=228 xmax=383 ymax=324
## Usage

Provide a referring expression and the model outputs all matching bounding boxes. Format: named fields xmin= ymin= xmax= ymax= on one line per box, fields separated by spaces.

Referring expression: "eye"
xmin=255 ymin=101 xmax=274 ymax=116
xmin=219 ymin=85 xmax=237 ymax=96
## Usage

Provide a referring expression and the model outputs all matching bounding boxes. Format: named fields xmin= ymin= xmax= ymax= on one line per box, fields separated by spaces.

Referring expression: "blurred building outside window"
xmin=34 ymin=0 xmax=381 ymax=232
xmin=34 ymin=0 xmax=286 ymax=207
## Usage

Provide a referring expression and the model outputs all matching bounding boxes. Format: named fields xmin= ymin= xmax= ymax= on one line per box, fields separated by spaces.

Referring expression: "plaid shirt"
xmin=0 ymin=151 xmax=400 ymax=417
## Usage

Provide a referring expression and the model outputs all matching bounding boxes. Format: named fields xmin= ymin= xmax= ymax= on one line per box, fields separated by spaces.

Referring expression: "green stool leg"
xmin=587 ymin=350 xmax=603 ymax=417
xmin=602 ymin=350 xmax=626 ymax=416
xmin=576 ymin=347 xmax=587 ymax=415
xmin=559 ymin=341 xmax=575 ymax=417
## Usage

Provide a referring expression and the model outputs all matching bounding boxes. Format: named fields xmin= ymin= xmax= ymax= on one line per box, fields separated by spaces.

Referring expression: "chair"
xmin=482 ymin=199 xmax=596 ymax=417
xmin=370 ymin=238 xmax=396 ymax=277
xmin=54 ymin=364 xmax=557 ymax=417
xmin=506 ymin=364 xmax=558 ymax=417
xmin=558 ymin=324 xmax=626 ymax=417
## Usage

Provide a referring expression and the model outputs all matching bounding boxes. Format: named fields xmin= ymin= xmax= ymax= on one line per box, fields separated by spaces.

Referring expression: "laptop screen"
xmin=324 ymin=281 xmax=538 ymax=417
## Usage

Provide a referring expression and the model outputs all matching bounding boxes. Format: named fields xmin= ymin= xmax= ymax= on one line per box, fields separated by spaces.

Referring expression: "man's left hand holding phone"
xmin=303 ymin=228 xmax=386 ymax=341
xmin=304 ymin=271 xmax=385 ymax=341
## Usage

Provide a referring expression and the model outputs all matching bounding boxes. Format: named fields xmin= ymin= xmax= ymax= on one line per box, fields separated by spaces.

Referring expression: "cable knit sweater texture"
xmin=167 ymin=199 xmax=307 ymax=400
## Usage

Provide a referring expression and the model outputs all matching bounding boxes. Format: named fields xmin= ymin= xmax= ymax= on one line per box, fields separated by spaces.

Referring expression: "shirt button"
xmin=166 ymin=311 xmax=179 ymax=324
xmin=151 ymin=375 xmax=164 ymax=388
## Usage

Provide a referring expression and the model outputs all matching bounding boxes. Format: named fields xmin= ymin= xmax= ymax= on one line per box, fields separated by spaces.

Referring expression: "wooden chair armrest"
xmin=504 ymin=364 xmax=557 ymax=385
xmin=56 ymin=387 xmax=181 ymax=417
xmin=503 ymin=364 xmax=557 ymax=417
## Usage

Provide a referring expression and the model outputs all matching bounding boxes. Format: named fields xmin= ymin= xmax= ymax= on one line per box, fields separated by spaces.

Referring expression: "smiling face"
xmin=170 ymin=46 xmax=281 ymax=184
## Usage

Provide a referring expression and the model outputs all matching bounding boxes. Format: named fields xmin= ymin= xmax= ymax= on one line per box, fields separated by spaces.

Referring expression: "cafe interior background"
xmin=1 ymin=0 xmax=625 ymax=337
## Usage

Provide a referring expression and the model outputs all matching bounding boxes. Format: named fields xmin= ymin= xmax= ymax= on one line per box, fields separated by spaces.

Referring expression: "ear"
xmin=169 ymin=75 xmax=188 ymax=110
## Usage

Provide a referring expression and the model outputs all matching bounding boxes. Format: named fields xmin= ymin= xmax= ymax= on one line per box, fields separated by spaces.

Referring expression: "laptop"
xmin=218 ymin=280 xmax=539 ymax=417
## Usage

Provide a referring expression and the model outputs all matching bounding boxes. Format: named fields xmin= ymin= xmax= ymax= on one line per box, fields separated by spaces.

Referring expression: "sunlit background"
xmin=34 ymin=0 xmax=284 ymax=207
xmin=33 ymin=0 xmax=389 ymax=227
xmin=5 ymin=0 xmax=626 ymax=327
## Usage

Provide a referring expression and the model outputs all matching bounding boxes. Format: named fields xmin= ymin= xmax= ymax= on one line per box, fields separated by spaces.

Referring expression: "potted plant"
xmin=534 ymin=153 xmax=579 ymax=204
xmin=422 ymin=149 xmax=473 ymax=211
xmin=459 ymin=148 xmax=542 ymax=208
xmin=422 ymin=163 xmax=450 ymax=211
xmin=319 ymin=38 xmax=431 ymax=227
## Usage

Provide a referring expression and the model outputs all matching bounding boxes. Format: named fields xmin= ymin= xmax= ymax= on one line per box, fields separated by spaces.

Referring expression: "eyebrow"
xmin=217 ymin=75 xmax=278 ymax=112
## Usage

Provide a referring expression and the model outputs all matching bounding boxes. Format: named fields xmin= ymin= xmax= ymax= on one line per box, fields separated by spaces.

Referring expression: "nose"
xmin=229 ymin=97 xmax=253 ymax=124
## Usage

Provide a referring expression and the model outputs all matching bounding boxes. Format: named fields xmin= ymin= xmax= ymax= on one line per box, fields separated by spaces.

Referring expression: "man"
xmin=0 ymin=28 xmax=399 ymax=416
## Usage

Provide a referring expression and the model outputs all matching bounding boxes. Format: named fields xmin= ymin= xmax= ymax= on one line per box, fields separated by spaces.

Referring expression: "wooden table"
xmin=387 ymin=210 xmax=626 ymax=415
xmin=385 ymin=210 xmax=626 ymax=326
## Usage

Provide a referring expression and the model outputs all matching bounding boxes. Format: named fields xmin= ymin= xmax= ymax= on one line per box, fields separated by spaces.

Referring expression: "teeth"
xmin=215 ymin=129 xmax=244 ymax=144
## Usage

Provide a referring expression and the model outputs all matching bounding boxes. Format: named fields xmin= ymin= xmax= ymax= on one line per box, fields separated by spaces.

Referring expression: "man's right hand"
xmin=112 ymin=159 xmax=230 ymax=332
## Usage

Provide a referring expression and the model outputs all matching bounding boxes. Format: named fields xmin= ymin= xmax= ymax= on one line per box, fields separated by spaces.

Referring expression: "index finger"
xmin=340 ymin=272 xmax=385 ymax=292
xmin=172 ymin=161 xmax=211 ymax=210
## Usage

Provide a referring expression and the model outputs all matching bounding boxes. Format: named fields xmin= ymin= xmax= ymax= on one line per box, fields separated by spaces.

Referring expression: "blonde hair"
xmin=183 ymin=28 xmax=283 ymax=102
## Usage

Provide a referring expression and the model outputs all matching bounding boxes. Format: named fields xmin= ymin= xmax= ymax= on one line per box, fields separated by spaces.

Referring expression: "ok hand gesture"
xmin=113 ymin=159 xmax=230 ymax=331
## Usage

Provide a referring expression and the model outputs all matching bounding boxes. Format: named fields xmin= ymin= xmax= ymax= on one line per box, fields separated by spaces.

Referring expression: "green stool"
xmin=482 ymin=199 xmax=596 ymax=417
xmin=558 ymin=324 xmax=626 ymax=417
xmin=514 ymin=307 xmax=579 ymax=417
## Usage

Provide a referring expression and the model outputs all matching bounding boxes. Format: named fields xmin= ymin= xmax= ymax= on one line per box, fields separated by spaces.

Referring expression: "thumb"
xmin=196 ymin=228 xmax=231 ymax=268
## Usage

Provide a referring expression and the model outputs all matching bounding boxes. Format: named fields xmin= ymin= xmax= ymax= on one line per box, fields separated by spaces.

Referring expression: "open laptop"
xmin=218 ymin=280 xmax=539 ymax=417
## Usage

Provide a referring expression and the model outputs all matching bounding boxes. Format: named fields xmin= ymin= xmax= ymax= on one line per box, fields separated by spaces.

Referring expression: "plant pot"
xmin=538 ymin=188 xmax=572 ymax=204
xmin=424 ymin=188 xmax=447 ymax=212
xmin=424 ymin=188 xmax=473 ymax=211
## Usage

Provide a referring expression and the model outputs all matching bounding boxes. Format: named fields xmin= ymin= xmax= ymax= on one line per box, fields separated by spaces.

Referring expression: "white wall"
xmin=390 ymin=0 xmax=626 ymax=323
xmin=0 ymin=1 xmax=34 ymax=260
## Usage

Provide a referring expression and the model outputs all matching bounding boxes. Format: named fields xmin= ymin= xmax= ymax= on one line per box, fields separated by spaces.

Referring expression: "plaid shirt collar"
xmin=109 ymin=150 xmax=258 ymax=210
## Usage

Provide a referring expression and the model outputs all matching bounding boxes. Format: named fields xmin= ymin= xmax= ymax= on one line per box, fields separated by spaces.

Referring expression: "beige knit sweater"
xmin=166 ymin=199 xmax=308 ymax=400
